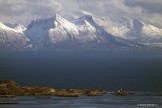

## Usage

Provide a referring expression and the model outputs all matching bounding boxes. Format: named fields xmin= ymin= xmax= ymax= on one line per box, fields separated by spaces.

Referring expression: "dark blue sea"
xmin=0 ymin=50 xmax=162 ymax=107
xmin=0 ymin=50 xmax=162 ymax=91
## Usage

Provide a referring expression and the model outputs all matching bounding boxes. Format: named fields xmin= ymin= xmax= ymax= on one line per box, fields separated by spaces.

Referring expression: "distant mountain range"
xmin=0 ymin=14 xmax=162 ymax=49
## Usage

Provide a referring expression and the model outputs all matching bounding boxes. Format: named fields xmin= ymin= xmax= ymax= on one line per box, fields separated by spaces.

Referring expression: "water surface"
xmin=0 ymin=93 xmax=162 ymax=108
xmin=0 ymin=50 xmax=162 ymax=91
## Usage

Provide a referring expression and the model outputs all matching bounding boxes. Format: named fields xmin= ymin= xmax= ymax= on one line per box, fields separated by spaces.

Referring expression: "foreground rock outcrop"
xmin=0 ymin=80 xmax=107 ymax=97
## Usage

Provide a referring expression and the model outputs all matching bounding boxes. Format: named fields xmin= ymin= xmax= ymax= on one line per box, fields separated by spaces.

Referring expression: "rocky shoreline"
xmin=0 ymin=80 xmax=107 ymax=97
xmin=0 ymin=80 xmax=135 ymax=100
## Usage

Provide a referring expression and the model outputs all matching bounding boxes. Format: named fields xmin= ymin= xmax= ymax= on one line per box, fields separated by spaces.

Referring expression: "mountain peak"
xmin=27 ymin=16 xmax=55 ymax=30
xmin=54 ymin=14 xmax=69 ymax=25
xmin=27 ymin=14 xmax=69 ymax=30
xmin=74 ymin=15 xmax=95 ymax=26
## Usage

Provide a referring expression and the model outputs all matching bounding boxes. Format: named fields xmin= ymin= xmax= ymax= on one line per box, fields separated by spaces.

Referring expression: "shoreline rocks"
xmin=86 ymin=89 xmax=107 ymax=96
xmin=0 ymin=80 xmax=107 ymax=97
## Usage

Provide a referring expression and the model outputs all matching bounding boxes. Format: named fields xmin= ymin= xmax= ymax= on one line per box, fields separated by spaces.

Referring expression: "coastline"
xmin=0 ymin=80 xmax=136 ymax=98
xmin=0 ymin=80 xmax=107 ymax=97
xmin=1 ymin=80 xmax=162 ymax=107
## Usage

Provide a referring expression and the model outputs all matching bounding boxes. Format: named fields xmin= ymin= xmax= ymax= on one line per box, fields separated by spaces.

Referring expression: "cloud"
xmin=0 ymin=0 xmax=162 ymax=25
xmin=56 ymin=0 xmax=79 ymax=11
xmin=124 ymin=0 xmax=162 ymax=14
xmin=66 ymin=0 xmax=145 ymax=20
xmin=27 ymin=0 xmax=63 ymax=15
xmin=56 ymin=0 xmax=142 ymax=17
xmin=0 ymin=0 xmax=63 ymax=15
xmin=0 ymin=0 xmax=63 ymax=25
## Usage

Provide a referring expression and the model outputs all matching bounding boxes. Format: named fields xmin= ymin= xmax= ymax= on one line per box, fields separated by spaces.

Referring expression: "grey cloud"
xmin=56 ymin=0 xmax=79 ymax=11
xmin=0 ymin=0 xmax=63 ymax=24
xmin=125 ymin=0 xmax=162 ymax=14
xmin=0 ymin=0 xmax=162 ymax=25
xmin=0 ymin=0 xmax=26 ymax=15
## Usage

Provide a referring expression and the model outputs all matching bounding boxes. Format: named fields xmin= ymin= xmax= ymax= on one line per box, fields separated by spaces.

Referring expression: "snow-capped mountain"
xmin=25 ymin=14 xmax=140 ymax=49
xmin=0 ymin=22 xmax=31 ymax=49
xmin=1 ymin=13 xmax=162 ymax=49
xmin=93 ymin=16 xmax=162 ymax=47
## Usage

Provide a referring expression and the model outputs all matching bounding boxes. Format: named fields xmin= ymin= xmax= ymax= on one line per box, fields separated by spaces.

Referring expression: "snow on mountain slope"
xmin=4 ymin=23 xmax=27 ymax=33
xmin=93 ymin=16 xmax=129 ymax=39
xmin=143 ymin=23 xmax=162 ymax=37
xmin=92 ymin=15 xmax=162 ymax=46
xmin=0 ymin=22 xmax=31 ymax=49
xmin=142 ymin=23 xmax=162 ymax=47
xmin=25 ymin=14 xmax=140 ymax=49
xmin=76 ymin=15 xmax=140 ymax=48
xmin=0 ymin=22 xmax=16 ymax=32
xmin=127 ymin=19 xmax=162 ymax=45
xmin=48 ymin=14 xmax=79 ymax=43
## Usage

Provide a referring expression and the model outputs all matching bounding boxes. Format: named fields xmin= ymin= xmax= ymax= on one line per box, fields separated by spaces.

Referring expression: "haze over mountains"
xmin=0 ymin=13 xmax=162 ymax=49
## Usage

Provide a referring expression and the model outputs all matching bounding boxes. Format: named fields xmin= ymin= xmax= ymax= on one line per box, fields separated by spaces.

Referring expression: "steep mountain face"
xmin=0 ymin=22 xmax=31 ymax=49
xmin=25 ymin=14 xmax=140 ymax=49
xmin=25 ymin=16 xmax=56 ymax=48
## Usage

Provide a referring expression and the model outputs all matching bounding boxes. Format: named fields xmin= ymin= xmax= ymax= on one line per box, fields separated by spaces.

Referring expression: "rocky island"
xmin=0 ymin=80 xmax=107 ymax=98
xmin=113 ymin=88 xmax=134 ymax=96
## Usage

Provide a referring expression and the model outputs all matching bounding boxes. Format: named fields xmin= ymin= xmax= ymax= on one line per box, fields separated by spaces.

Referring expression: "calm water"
xmin=0 ymin=93 xmax=162 ymax=108
xmin=0 ymin=50 xmax=162 ymax=91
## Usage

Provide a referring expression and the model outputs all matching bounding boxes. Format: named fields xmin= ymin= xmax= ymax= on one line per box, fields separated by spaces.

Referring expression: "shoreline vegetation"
xmin=0 ymin=80 xmax=134 ymax=104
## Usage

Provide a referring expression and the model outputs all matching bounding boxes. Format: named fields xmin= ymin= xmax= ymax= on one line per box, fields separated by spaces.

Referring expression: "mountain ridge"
xmin=25 ymin=14 xmax=141 ymax=49
xmin=0 ymin=14 xmax=161 ymax=49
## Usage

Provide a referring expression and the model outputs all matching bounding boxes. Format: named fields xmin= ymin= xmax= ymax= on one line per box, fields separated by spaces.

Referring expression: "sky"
xmin=0 ymin=0 xmax=162 ymax=25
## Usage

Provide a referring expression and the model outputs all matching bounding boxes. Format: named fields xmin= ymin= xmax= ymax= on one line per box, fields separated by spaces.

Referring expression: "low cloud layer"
xmin=0 ymin=0 xmax=162 ymax=25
